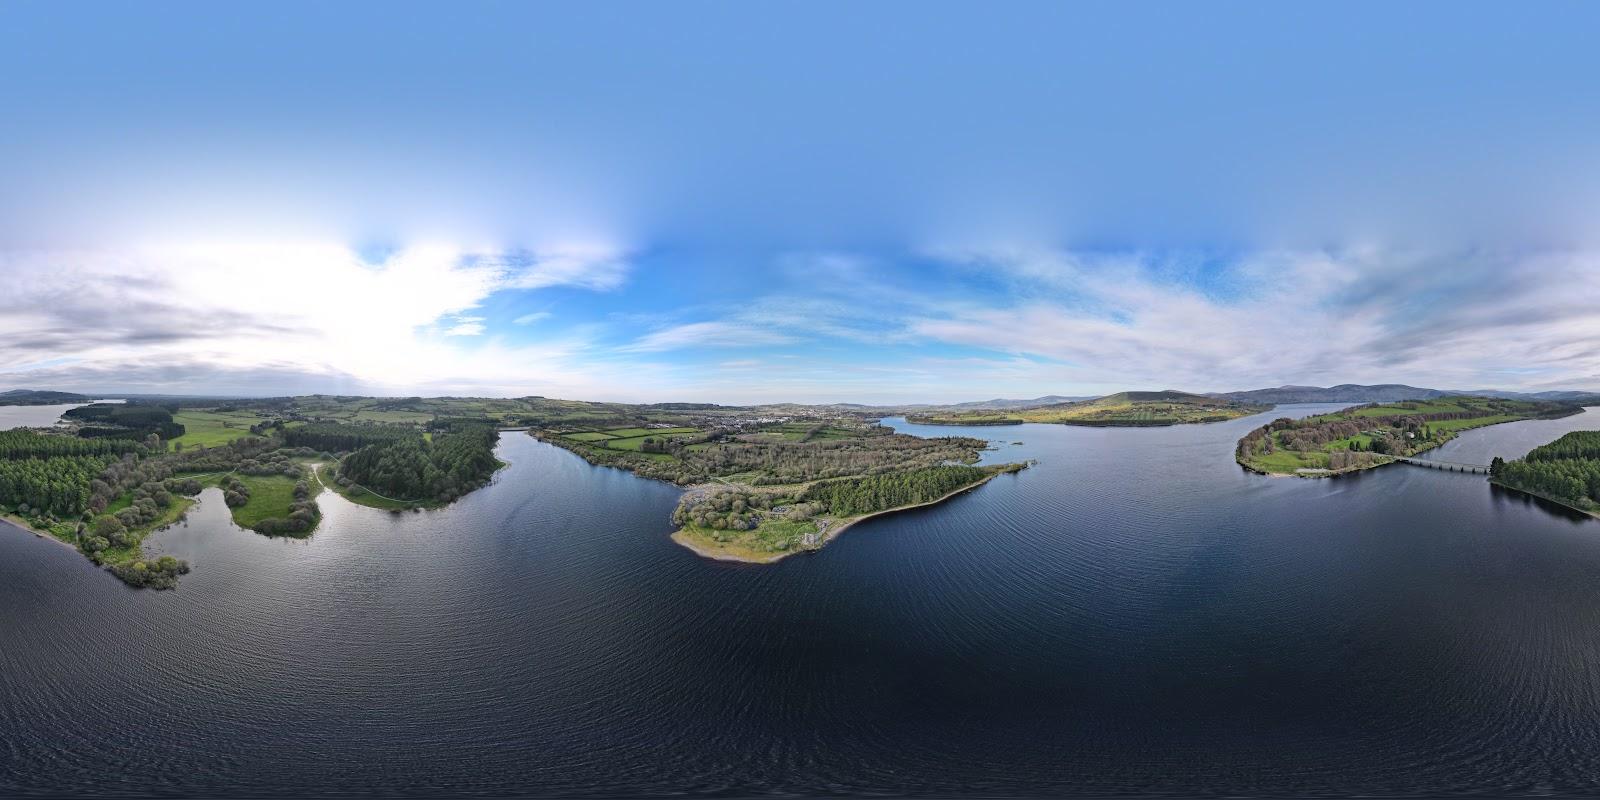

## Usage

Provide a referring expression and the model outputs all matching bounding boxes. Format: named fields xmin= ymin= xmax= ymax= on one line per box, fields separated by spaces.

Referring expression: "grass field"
xmin=603 ymin=427 xmax=699 ymax=438
xmin=604 ymin=436 xmax=655 ymax=450
xmin=349 ymin=409 xmax=436 ymax=424
xmin=1247 ymin=449 xmax=1334 ymax=472
xmin=673 ymin=518 xmax=817 ymax=561
xmin=209 ymin=473 xmax=315 ymax=530
xmin=564 ymin=431 xmax=617 ymax=442
xmin=170 ymin=410 xmax=264 ymax=450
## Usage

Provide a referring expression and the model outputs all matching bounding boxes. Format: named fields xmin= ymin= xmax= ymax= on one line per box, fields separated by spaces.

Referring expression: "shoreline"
xmin=671 ymin=466 xmax=1023 ymax=565
xmin=1 ymin=515 xmax=79 ymax=552
xmin=1238 ymin=412 xmax=1548 ymax=478
xmin=1490 ymin=479 xmax=1600 ymax=521
xmin=1235 ymin=453 xmax=1398 ymax=479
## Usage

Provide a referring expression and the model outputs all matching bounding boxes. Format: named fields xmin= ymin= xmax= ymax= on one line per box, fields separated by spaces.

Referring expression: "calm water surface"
xmin=0 ymin=402 xmax=98 ymax=430
xmin=4 ymin=405 xmax=1600 ymax=796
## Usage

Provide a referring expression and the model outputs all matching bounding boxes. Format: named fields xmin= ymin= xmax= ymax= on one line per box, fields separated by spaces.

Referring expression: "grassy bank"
xmin=323 ymin=476 xmax=432 ymax=510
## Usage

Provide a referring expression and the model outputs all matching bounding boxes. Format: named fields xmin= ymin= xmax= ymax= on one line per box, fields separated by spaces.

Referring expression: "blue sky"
xmin=3 ymin=2 xmax=1599 ymax=402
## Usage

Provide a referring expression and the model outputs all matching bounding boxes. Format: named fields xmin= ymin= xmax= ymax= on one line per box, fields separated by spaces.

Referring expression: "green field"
xmin=675 ymin=518 xmax=816 ymax=559
xmin=603 ymin=427 xmax=699 ymax=438
xmin=1247 ymin=449 xmax=1334 ymax=473
xmin=208 ymin=473 xmax=315 ymax=530
xmin=604 ymin=436 xmax=656 ymax=450
xmin=349 ymin=409 xmax=436 ymax=424
xmin=564 ymin=431 xmax=617 ymax=442
xmin=169 ymin=410 xmax=265 ymax=450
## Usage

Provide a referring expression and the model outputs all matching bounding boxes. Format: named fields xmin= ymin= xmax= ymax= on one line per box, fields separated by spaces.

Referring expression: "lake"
xmin=4 ymin=405 xmax=1600 ymax=796
xmin=0 ymin=402 xmax=100 ymax=430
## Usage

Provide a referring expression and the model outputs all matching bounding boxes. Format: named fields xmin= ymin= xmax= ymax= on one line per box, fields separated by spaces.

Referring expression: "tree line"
xmin=64 ymin=403 xmax=185 ymax=441
xmin=554 ymin=427 xmax=988 ymax=486
xmin=0 ymin=429 xmax=144 ymax=459
xmin=800 ymin=464 xmax=991 ymax=516
xmin=1494 ymin=431 xmax=1600 ymax=507
xmin=337 ymin=424 xmax=499 ymax=503
xmin=284 ymin=422 xmax=415 ymax=452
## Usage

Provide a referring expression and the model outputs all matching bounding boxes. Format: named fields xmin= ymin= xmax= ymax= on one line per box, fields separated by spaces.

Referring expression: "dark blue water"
xmin=4 ymin=405 xmax=1600 ymax=797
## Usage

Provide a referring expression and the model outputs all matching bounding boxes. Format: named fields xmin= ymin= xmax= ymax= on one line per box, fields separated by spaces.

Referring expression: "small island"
xmin=1490 ymin=431 xmax=1600 ymax=518
xmin=1235 ymin=396 xmax=1580 ymax=477
xmin=907 ymin=391 xmax=1269 ymax=427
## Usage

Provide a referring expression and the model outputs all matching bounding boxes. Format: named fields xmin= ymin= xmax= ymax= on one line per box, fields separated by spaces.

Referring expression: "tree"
xmin=1490 ymin=456 xmax=1505 ymax=477
xmin=93 ymin=515 xmax=125 ymax=538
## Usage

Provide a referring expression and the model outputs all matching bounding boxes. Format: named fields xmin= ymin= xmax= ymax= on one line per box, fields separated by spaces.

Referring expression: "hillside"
xmin=908 ymin=390 xmax=1269 ymax=427
xmin=1216 ymin=384 xmax=1448 ymax=404
xmin=0 ymin=389 xmax=92 ymax=406
xmin=1218 ymin=383 xmax=1600 ymax=405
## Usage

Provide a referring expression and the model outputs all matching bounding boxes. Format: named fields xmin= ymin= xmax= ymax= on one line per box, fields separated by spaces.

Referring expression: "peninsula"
xmin=1490 ymin=430 xmax=1600 ymax=518
xmin=523 ymin=404 xmax=1028 ymax=562
xmin=1235 ymin=396 xmax=1580 ymax=477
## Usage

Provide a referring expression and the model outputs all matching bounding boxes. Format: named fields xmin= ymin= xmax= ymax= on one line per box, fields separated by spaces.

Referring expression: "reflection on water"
xmin=3 ymin=407 xmax=1600 ymax=796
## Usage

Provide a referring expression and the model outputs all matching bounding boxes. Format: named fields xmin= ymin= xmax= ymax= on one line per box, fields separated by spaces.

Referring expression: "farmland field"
xmin=170 ymin=410 xmax=265 ymax=450
xmin=603 ymin=427 xmax=699 ymax=438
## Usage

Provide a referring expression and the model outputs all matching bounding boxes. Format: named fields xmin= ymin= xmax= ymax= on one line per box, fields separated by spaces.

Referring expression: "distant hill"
xmin=908 ymin=388 xmax=1267 ymax=427
xmin=1024 ymin=390 xmax=1212 ymax=410
xmin=1456 ymin=388 xmax=1600 ymax=402
xmin=775 ymin=396 xmax=1098 ymax=414
xmin=1215 ymin=384 xmax=1450 ymax=404
xmin=1216 ymin=383 xmax=1600 ymax=406
xmin=947 ymin=395 xmax=1096 ymax=410
xmin=0 ymin=389 xmax=91 ymax=406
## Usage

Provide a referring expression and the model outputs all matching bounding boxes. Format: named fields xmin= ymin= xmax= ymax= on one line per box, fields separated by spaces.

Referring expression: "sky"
xmin=3 ymin=1 xmax=1600 ymax=404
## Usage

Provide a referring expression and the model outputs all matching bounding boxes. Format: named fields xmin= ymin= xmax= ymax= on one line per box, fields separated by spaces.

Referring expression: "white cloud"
xmin=622 ymin=321 xmax=798 ymax=353
xmin=443 ymin=316 xmax=487 ymax=336
xmin=513 ymin=311 xmax=552 ymax=325
xmin=496 ymin=246 xmax=631 ymax=291
xmin=0 ymin=242 xmax=638 ymax=396
xmin=908 ymin=248 xmax=1600 ymax=393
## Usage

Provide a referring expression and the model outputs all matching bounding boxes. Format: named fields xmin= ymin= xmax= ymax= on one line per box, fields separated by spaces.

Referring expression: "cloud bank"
xmin=0 ymin=243 xmax=1596 ymax=403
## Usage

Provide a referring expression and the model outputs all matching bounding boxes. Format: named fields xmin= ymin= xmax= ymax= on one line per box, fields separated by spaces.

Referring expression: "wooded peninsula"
xmin=1235 ymin=396 xmax=1581 ymax=477
xmin=1490 ymin=430 xmax=1600 ymax=517
xmin=528 ymin=410 xmax=1029 ymax=562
